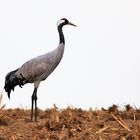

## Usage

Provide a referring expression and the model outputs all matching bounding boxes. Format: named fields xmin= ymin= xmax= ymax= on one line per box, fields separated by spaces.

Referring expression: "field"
xmin=0 ymin=104 xmax=140 ymax=140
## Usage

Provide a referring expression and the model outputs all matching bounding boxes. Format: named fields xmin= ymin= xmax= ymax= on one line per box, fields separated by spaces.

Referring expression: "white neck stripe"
xmin=57 ymin=19 xmax=65 ymax=27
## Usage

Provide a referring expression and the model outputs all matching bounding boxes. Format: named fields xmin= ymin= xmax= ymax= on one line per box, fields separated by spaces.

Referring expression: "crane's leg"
xmin=31 ymin=87 xmax=38 ymax=121
xmin=31 ymin=82 xmax=40 ymax=121
xmin=34 ymin=88 xmax=38 ymax=122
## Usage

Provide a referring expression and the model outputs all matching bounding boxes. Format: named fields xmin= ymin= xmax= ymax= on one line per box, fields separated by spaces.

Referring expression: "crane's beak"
xmin=68 ymin=22 xmax=77 ymax=27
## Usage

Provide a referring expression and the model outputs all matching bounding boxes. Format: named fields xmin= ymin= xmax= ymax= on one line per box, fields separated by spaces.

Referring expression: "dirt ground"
xmin=0 ymin=105 xmax=140 ymax=140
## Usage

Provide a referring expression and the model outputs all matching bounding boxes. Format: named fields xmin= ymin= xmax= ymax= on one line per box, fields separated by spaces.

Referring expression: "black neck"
xmin=58 ymin=25 xmax=65 ymax=44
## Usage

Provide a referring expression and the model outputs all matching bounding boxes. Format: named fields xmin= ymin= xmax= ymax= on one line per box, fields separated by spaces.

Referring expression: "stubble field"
xmin=0 ymin=104 xmax=140 ymax=140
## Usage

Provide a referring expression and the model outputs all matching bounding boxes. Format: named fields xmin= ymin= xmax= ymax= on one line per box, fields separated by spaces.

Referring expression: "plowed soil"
xmin=0 ymin=105 xmax=140 ymax=140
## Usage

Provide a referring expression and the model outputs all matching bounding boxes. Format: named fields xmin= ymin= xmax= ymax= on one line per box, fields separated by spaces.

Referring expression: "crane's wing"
xmin=16 ymin=51 xmax=61 ymax=82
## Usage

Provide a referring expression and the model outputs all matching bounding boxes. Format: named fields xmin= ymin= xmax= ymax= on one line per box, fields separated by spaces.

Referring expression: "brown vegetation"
xmin=0 ymin=104 xmax=140 ymax=140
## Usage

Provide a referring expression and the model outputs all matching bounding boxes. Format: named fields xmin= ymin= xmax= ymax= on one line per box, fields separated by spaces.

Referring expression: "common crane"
xmin=4 ymin=18 xmax=76 ymax=121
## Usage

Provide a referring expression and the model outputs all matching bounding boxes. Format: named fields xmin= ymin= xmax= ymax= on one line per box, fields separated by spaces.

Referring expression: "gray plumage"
xmin=4 ymin=18 xmax=76 ymax=121
xmin=17 ymin=42 xmax=64 ymax=84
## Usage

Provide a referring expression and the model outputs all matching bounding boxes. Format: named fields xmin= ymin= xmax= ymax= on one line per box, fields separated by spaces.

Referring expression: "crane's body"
xmin=4 ymin=18 xmax=76 ymax=121
xmin=16 ymin=42 xmax=64 ymax=84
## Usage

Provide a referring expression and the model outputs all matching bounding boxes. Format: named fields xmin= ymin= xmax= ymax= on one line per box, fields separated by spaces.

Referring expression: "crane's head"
xmin=57 ymin=18 xmax=76 ymax=28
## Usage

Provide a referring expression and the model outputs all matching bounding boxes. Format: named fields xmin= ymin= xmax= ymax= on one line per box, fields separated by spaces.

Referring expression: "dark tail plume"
xmin=4 ymin=69 xmax=25 ymax=99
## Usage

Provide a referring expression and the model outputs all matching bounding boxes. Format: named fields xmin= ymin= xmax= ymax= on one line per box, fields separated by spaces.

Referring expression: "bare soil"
xmin=0 ymin=105 xmax=140 ymax=140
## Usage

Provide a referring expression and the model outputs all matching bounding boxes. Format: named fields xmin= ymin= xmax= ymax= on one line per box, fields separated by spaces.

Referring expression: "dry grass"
xmin=0 ymin=104 xmax=140 ymax=139
xmin=0 ymin=93 xmax=5 ymax=119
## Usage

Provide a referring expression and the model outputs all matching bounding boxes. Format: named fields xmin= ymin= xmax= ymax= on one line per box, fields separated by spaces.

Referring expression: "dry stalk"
xmin=0 ymin=105 xmax=5 ymax=111
xmin=77 ymin=124 xmax=82 ymax=131
xmin=95 ymin=126 xmax=110 ymax=134
xmin=62 ymin=124 xmax=65 ymax=131
xmin=0 ymin=94 xmax=5 ymax=119
xmin=111 ymin=113 xmax=131 ymax=132
xmin=118 ymin=115 xmax=128 ymax=126
xmin=0 ymin=94 xmax=5 ymax=111
xmin=133 ymin=112 xmax=136 ymax=121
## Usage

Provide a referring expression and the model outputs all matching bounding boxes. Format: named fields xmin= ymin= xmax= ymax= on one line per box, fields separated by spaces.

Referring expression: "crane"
xmin=4 ymin=18 xmax=76 ymax=121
